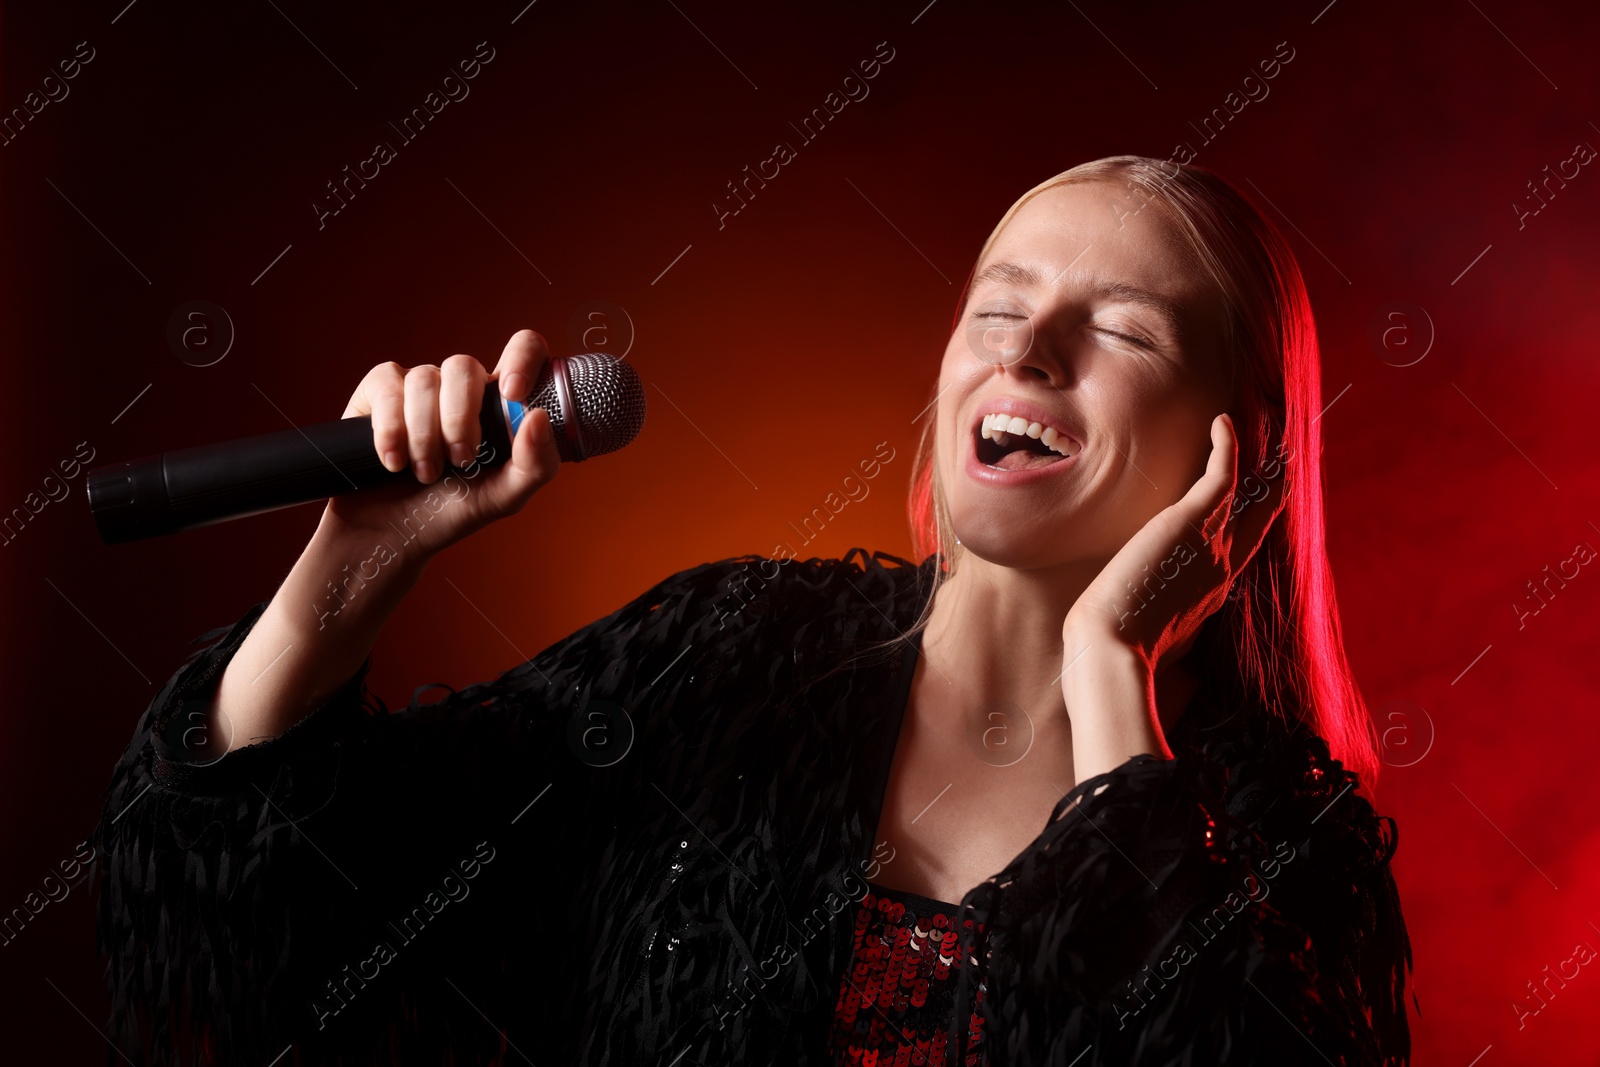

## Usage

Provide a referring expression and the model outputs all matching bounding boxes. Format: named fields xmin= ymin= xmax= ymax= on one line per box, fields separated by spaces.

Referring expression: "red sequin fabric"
xmin=829 ymin=880 xmax=989 ymax=1066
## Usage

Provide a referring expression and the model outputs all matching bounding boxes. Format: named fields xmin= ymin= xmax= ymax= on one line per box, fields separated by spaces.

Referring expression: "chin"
xmin=948 ymin=518 xmax=1075 ymax=573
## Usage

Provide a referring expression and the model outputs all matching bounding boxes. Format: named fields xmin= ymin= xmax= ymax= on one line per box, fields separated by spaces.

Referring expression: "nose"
xmin=979 ymin=317 xmax=1070 ymax=389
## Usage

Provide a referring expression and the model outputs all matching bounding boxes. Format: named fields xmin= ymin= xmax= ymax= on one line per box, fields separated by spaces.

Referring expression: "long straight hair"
xmin=900 ymin=155 xmax=1381 ymax=786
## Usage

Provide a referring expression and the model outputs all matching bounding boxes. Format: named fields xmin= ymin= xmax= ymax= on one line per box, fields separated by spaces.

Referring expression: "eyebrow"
xmin=967 ymin=260 xmax=1186 ymax=335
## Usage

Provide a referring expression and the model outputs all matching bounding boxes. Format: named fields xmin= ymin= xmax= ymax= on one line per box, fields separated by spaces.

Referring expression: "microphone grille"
xmin=528 ymin=352 xmax=647 ymax=462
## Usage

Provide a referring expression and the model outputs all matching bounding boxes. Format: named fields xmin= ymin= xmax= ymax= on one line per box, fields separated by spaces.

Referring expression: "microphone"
xmin=86 ymin=352 xmax=646 ymax=545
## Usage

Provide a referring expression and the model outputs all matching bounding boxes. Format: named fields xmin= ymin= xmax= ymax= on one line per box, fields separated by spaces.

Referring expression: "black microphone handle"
xmin=86 ymin=380 xmax=515 ymax=545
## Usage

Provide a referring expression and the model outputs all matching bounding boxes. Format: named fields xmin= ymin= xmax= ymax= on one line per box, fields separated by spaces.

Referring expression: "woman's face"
xmin=936 ymin=179 xmax=1234 ymax=571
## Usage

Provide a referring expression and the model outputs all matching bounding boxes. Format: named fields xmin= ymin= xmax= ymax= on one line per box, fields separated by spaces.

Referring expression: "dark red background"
xmin=3 ymin=1 xmax=1597 ymax=1061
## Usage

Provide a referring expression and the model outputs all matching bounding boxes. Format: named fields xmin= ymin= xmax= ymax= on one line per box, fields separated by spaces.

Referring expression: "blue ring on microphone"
xmin=505 ymin=398 xmax=526 ymax=437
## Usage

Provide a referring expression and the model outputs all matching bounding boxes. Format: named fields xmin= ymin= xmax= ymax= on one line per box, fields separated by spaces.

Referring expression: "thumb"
xmin=500 ymin=406 xmax=562 ymax=503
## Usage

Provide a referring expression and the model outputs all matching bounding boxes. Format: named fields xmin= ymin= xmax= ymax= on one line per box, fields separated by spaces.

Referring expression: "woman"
xmin=95 ymin=155 xmax=1412 ymax=1065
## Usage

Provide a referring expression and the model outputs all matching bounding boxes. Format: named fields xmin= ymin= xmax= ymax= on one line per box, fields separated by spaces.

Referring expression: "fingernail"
xmin=384 ymin=450 xmax=404 ymax=472
xmin=502 ymin=373 xmax=527 ymax=400
xmin=415 ymin=460 xmax=436 ymax=483
xmin=449 ymin=443 xmax=472 ymax=466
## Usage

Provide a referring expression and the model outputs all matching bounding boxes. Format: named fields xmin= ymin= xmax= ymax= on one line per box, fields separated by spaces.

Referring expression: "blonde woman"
xmin=97 ymin=155 xmax=1411 ymax=1066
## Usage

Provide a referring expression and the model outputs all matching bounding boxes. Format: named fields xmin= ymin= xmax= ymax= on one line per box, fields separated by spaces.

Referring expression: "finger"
xmin=499 ymin=404 xmax=561 ymax=505
xmin=1189 ymin=414 xmax=1238 ymax=545
xmin=1226 ymin=433 xmax=1291 ymax=574
xmin=439 ymin=354 xmax=487 ymax=468
xmin=347 ymin=362 xmax=410 ymax=472
xmin=491 ymin=328 xmax=551 ymax=405
xmin=404 ymin=365 xmax=445 ymax=483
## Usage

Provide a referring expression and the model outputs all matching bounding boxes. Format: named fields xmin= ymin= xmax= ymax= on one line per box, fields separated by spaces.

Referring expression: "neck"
xmin=920 ymin=551 xmax=1096 ymax=728
xmin=919 ymin=550 xmax=1202 ymax=736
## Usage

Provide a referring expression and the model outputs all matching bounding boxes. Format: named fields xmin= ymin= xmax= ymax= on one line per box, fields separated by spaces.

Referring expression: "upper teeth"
xmin=980 ymin=412 xmax=1074 ymax=456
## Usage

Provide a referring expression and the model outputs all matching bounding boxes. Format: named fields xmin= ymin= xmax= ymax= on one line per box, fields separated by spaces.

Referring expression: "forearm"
xmin=1060 ymin=636 xmax=1168 ymax=787
xmin=200 ymin=511 xmax=431 ymax=756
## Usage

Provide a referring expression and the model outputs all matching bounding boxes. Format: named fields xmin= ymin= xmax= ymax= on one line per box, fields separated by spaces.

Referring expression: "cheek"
xmin=1137 ymin=400 xmax=1215 ymax=494
xmin=933 ymin=345 xmax=967 ymax=458
xmin=1085 ymin=378 xmax=1205 ymax=509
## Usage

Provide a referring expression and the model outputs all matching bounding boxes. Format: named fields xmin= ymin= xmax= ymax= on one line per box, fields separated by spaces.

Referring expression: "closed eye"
xmin=970 ymin=310 xmax=1155 ymax=349
xmin=1095 ymin=326 xmax=1153 ymax=349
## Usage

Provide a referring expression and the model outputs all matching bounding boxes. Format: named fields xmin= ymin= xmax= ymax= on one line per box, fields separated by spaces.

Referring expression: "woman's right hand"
xmin=322 ymin=329 xmax=563 ymax=560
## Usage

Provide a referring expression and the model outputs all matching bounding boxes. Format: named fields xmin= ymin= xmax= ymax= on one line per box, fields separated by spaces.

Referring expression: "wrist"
xmin=1060 ymin=639 xmax=1168 ymax=785
xmin=1060 ymin=638 xmax=1152 ymax=709
xmin=314 ymin=507 xmax=435 ymax=585
xmin=1061 ymin=621 xmax=1151 ymax=675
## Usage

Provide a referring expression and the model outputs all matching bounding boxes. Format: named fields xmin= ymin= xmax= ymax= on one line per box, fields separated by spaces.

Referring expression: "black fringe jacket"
xmin=93 ymin=548 xmax=1413 ymax=1065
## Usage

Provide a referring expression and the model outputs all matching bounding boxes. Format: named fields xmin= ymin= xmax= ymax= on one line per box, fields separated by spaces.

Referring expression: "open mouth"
xmin=974 ymin=413 xmax=1075 ymax=472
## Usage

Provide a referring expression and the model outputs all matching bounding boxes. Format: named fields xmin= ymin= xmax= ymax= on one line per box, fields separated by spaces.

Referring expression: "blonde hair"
xmin=902 ymin=155 xmax=1381 ymax=785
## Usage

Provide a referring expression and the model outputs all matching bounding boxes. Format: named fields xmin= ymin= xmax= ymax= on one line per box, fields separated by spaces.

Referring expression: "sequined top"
xmin=830 ymin=880 xmax=989 ymax=1066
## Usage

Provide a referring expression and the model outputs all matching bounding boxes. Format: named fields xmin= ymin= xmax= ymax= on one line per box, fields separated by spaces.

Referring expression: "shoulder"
xmin=1173 ymin=683 xmax=1404 ymax=926
xmin=1174 ymin=679 xmax=1387 ymax=846
xmin=1180 ymin=696 xmax=1395 ymax=873
xmin=543 ymin=547 xmax=932 ymax=660
xmin=686 ymin=546 xmax=932 ymax=630
xmin=1186 ymin=703 xmax=1411 ymax=1030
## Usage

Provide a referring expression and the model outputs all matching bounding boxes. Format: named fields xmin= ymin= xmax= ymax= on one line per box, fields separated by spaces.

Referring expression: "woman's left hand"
xmin=1059 ymin=413 xmax=1288 ymax=778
